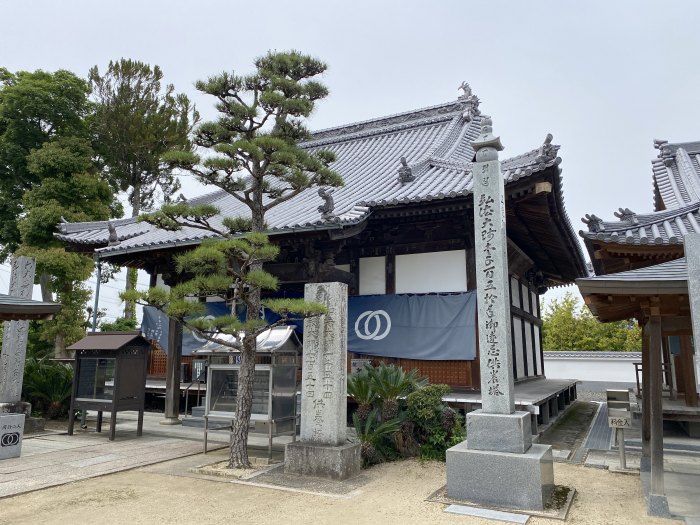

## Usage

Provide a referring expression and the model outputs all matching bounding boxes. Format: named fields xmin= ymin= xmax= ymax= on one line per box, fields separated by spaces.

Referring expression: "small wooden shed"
xmin=67 ymin=331 xmax=150 ymax=440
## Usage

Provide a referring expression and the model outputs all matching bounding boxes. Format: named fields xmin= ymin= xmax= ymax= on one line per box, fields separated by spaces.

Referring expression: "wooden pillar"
xmin=648 ymin=315 xmax=665 ymax=496
xmin=161 ymin=318 xmax=183 ymax=425
xmin=680 ymin=335 xmax=699 ymax=407
xmin=662 ymin=336 xmax=675 ymax=400
xmin=641 ymin=323 xmax=651 ymax=460
xmin=385 ymin=252 xmax=395 ymax=294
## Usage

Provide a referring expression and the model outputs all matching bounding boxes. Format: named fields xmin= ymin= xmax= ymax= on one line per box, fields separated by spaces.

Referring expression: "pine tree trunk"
xmin=54 ymin=332 xmax=67 ymax=359
xmin=123 ymin=183 xmax=141 ymax=320
xmin=228 ymin=176 xmax=265 ymax=468
xmin=39 ymin=273 xmax=53 ymax=303
xmin=229 ymin=337 xmax=256 ymax=468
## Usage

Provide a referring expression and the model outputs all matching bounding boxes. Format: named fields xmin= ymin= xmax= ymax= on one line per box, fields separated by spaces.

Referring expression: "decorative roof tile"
xmin=652 ymin=140 xmax=700 ymax=210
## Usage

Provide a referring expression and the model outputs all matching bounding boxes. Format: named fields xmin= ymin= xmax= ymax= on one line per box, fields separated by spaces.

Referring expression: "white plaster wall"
xmin=395 ymin=250 xmax=467 ymax=293
xmin=359 ymin=256 xmax=385 ymax=295
xmin=543 ymin=355 xmax=640 ymax=382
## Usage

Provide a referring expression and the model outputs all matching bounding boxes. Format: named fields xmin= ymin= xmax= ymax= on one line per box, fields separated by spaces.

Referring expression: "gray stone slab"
xmin=299 ymin=282 xmax=348 ymax=446
xmin=447 ymin=440 xmax=554 ymax=511
xmin=444 ymin=504 xmax=529 ymax=523
xmin=466 ymin=410 xmax=532 ymax=453
xmin=0 ymin=413 xmax=24 ymax=459
xmin=284 ymin=441 xmax=361 ymax=481
xmin=67 ymin=453 xmax=122 ymax=468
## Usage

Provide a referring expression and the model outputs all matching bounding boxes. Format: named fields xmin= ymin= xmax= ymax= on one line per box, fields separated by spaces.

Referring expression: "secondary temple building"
xmin=56 ymin=86 xmax=587 ymax=392
xmin=576 ymin=138 xmax=700 ymax=513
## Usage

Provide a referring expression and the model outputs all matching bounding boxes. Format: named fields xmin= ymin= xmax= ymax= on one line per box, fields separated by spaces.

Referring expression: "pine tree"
xmin=125 ymin=51 xmax=343 ymax=468
xmin=89 ymin=59 xmax=199 ymax=320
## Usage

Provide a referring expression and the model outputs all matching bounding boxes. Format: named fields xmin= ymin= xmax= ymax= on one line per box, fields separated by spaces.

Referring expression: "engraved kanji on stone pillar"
xmin=471 ymin=118 xmax=515 ymax=415
xmin=299 ymin=282 xmax=348 ymax=446
xmin=0 ymin=257 xmax=36 ymax=403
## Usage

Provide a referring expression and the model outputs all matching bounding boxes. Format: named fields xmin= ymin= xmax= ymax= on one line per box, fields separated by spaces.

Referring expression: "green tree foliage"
xmin=17 ymin=137 xmax=119 ymax=356
xmin=89 ymin=59 xmax=200 ymax=320
xmin=100 ymin=317 xmax=138 ymax=332
xmin=541 ymin=291 xmax=641 ymax=351
xmin=0 ymin=68 xmax=90 ymax=261
xmin=127 ymin=51 xmax=343 ymax=468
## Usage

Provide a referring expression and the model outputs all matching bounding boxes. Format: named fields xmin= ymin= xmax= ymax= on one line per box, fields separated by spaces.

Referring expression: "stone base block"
xmin=466 ymin=410 xmax=533 ymax=453
xmin=0 ymin=413 xmax=25 ymax=460
xmin=23 ymin=416 xmax=45 ymax=434
xmin=285 ymin=441 xmax=361 ymax=480
xmin=0 ymin=401 xmax=31 ymax=416
xmin=447 ymin=441 xmax=554 ymax=511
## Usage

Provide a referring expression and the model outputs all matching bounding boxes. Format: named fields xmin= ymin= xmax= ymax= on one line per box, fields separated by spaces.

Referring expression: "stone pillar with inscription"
xmin=0 ymin=256 xmax=36 ymax=459
xmin=284 ymin=282 xmax=361 ymax=480
xmin=446 ymin=118 xmax=554 ymax=510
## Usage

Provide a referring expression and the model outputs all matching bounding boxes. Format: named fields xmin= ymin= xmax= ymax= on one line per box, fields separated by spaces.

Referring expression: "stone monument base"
xmin=0 ymin=413 xmax=25 ymax=460
xmin=466 ymin=410 xmax=532 ymax=453
xmin=447 ymin=441 xmax=554 ymax=511
xmin=0 ymin=401 xmax=31 ymax=416
xmin=285 ymin=441 xmax=361 ymax=480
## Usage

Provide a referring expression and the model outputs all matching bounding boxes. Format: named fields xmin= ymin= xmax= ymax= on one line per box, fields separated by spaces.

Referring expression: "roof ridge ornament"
xmin=458 ymin=81 xmax=481 ymax=123
xmin=536 ymin=134 xmax=556 ymax=162
xmin=471 ymin=117 xmax=504 ymax=162
xmin=317 ymin=187 xmax=336 ymax=220
xmin=107 ymin=221 xmax=120 ymax=246
xmin=614 ymin=207 xmax=638 ymax=225
xmin=582 ymin=213 xmax=605 ymax=233
xmin=397 ymin=156 xmax=415 ymax=185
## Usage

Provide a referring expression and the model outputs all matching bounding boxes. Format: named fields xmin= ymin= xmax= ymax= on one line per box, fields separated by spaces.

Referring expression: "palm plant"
xmin=371 ymin=363 xmax=427 ymax=420
xmin=352 ymin=408 xmax=401 ymax=466
xmin=347 ymin=365 xmax=378 ymax=422
xmin=22 ymin=357 xmax=74 ymax=419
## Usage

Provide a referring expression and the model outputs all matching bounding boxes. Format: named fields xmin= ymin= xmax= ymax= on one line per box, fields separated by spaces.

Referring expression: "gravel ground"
xmin=0 ymin=457 xmax=676 ymax=525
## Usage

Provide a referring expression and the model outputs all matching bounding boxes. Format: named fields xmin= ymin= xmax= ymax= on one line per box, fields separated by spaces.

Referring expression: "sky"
xmin=1 ymin=0 xmax=699 ymax=320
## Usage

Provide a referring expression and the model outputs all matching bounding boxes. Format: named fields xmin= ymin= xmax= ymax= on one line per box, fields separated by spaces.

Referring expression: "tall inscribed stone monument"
xmin=285 ymin=282 xmax=361 ymax=480
xmin=0 ymin=256 xmax=37 ymax=460
xmin=446 ymin=118 xmax=554 ymax=510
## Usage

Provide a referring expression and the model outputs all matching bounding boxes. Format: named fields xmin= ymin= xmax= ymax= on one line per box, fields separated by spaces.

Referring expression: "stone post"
xmin=0 ymin=256 xmax=36 ymax=459
xmin=686 ymin=234 xmax=700 ymax=396
xmin=0 ymin=257 xmax=35 ymax=404
xmin=285 ymin=282 xmax=361 ymax=480
xmin=446 ymin=118 xmax=554 ymax=511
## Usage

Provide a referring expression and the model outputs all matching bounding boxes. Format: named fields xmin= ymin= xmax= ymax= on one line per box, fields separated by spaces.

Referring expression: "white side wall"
xmin=543 ymin=354 xmax=640 ymax=383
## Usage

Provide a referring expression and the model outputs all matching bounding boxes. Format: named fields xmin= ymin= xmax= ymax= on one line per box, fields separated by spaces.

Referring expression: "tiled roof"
xmin=67 ymin=331 xmax=150 ymax=351
xmin=652 ymin=139 xmax=700 ymax=210
xmin=576 ymin=258 xmax=689 ymax=295
xmin=0 ymin=293 xmax=61 ymax=320
xmin=579 ymin=201 xmax=700 ymax=246
xmin=56 ymin=98 xmax=568 ymax=258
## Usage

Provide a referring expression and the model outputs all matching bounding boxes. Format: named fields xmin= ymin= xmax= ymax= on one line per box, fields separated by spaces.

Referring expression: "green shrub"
xmin=406 ymin=384 xmax=465 ymax=460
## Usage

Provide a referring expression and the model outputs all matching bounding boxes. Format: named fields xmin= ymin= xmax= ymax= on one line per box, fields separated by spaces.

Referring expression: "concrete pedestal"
xmin=447 ymin=440 xmax=554 ymax=510
xmin=466 ymin=410 xmax=532 ymax=453
xmin=0 ymin=413 xmax=25 ymax=459
xmin=285 ymin=441 xmax=361 ymax=480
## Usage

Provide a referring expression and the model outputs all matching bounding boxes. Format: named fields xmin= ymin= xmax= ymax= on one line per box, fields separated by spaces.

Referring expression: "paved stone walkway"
xmin=0 ymin=411 xmax=232 ymax=499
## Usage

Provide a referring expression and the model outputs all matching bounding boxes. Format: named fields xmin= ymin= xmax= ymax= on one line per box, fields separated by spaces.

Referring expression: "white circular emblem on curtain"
xmin=355 ymin=310 xmax=392 ymax=341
